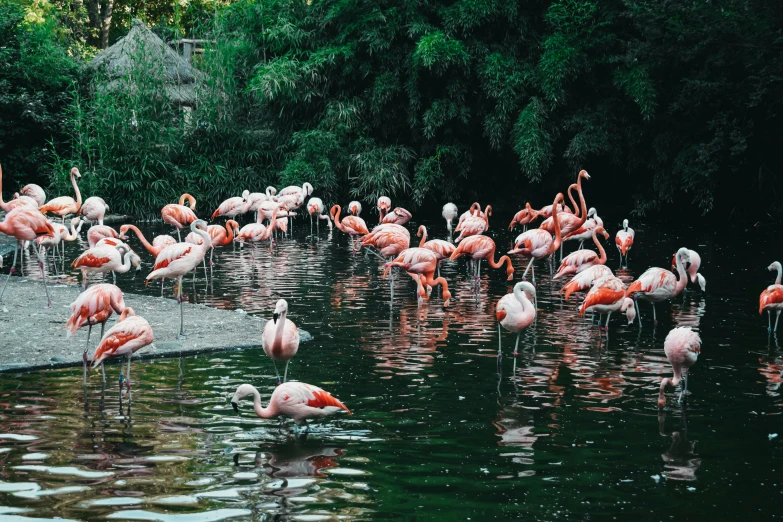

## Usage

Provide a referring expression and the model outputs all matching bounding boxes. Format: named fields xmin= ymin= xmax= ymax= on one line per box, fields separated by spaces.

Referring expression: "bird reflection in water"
xmin=759 ymin=334 xmax=782 ymax=397
xmin=658 ymin=409 xmax=701 ymax=481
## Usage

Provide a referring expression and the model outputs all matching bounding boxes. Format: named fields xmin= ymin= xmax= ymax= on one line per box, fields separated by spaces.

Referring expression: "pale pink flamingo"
xmin=72 ymin=244 xmax=138 ymax=287
xmin=381 ymin=207 xmax=412 ymax=225
xmin=538 ymin=170 xmax=590 ymax=260
xmin=0 ymin=165 xmax=39 ymax=212
xmin=187 ymin=220 xmax=239 ymax=266
xmin=119 ymin=224 xmax=176 ymax=257
xmin=383 ymin=247 xmax=452 ymax=307
xmin=146 ymin=220 xmax=212 ymax=338
xmin=361 ymin=223 xmax=410 ymax=258
xmin=37 ymin=217 xmax=82 ymax=270
xmin=563 ymin=207 xmax=603 ymax=249
xmin=39 ymin=167 xmax=82 ymax=223
xmin=560 ymin=264 xmax=613 ymax=299
xmin=671 ymin=249 xmax=706 ymax=292
xmin=262 ymin=299 xmax=300 ymax=383
xmin=615 ymin=219 xmax=635 ymax=268
xmin=377 ymin=196 xmax=392 ymax=222
xmin=0 ymin=206 xmax=56 ymax=306
xmin=442 ymin=202 xmax=458 ymax=235
xmin=18 ymin=182 xmax=46 ymax=207
xmin=66 ymin=283 xmax=126 ymax=384
xmin=243 ymin=187 xmax=277 ymax=215
xmin=93 ymin=238 xmax=142 ymax=270
xmin=450 ymin=235 xmax=514 ymax=281
xmin=88 ymin=225 xmax=119 ymax=248
xmin=348 ymin=201 xmax=362 ymax=216
xmin=508 ymin=203 xmax=539 ymax=232
xmin=236 ymin=209 xmax=279 ymax=257
xmin=91 ymin=307 xmax=154 ymax=396
xmin=658 ymin=327 xmax=701 ymax=408
xmin=212 ymin=192 xmax=248 ymax=220
xmin=231 ymin=382 xmax=351 ymax=428
xmin=496 ymin=281 xmax=536 ymax=369
xmin=417 ymin=225 xmax=455 ymax=278
xmin=454 ymin=204 xmax=491 ymax=243
xmin=536 ymin=184 xmax=579 ymax=218
xmin=760 ymin=261 xmax=783 ymax=331
xmin=331 ymin=205 xmax=369 ymax=253
xmin=626 ymin=247 xmax=691 ymax=324
xmin=161 ymin=193 xmax=197 ymax=241
xmin=578 ymin=275 xmax=631 ymax=331
xmin=553 ymin=226 xmax=610 ymax=280
xmin=509 ymin=193 xmax=564 ymax=283
xmin=279 ymin=182 xmax=313 ymax=198
xmin=79 ymin=196 xmax=108 ymax=225
xmin=307 ymin=197 xmax=332 ymax=234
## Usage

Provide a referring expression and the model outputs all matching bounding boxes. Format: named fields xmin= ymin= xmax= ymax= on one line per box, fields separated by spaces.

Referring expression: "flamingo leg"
xmin=202 ymin=258 xmax=208 ymax=281
xmin=177 ymin=276 xmax=185 ymax=339
xmin=210 ymin=248 xmax=214 ymax=267
xmin=636 ymin=298 xmax=643 ymax=327
xmin=605 ymin=312 xmax=612 ymax=331
xmin=176 ymin=229 xmax=182 ymax=242
xmin=101 ymin=362 xmax=106 ymax=384
xmin=112 ymin=271 xmax=116 ymax=285
xmin=653 ymin=304 xmax=657 ymax=323
xmin=0 ymin=243 xmax=19 ymax=302
xmin=283 ymin=360 xmax=290 ymax=383
xmin=83 ymin=323 xmax=92 ymax=386
xmin=513 ymin=332 xmax=521 ymax=373
xmin=497 ymin=322 xmax=502 ymax=359
xmin=126 ymin=353 xmax=132 ymax=400
xmin=273 ymin=361 xmax=281 ymax=385
xmin=521 ymin=257 xmax=535 ymax=280
xmin=776 ymin=311 xmax=781 ymax=332
xmin=34 ymin=246 xmax=52 ymax=308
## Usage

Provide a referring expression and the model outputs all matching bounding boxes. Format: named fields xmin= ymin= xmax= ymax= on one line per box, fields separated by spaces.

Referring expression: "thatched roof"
xmin=89 ymin=19 xmax=203 ymax=106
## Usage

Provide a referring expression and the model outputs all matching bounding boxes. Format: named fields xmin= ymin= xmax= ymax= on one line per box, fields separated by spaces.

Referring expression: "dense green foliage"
xmin=4 ymin=0 xmax=783 ymax=217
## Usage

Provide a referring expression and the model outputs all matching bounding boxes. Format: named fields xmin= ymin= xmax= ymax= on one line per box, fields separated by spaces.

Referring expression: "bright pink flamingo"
xmin=348 ymin=201 xmax=362 ymax=216
xmin=658 ymin=327 xmax=701 ymax=408
xmin=18 ymin=182 xmax=46 ymax=207
xmin=72 ymin=244 xmax=137 ymax=287
xmin=361 ymin=224 xmax=410 ymax=258
xmin=560 ymin=264 xmax=613 ymax=299
xmin=79 ymin=196 xmax=108 ymax=225
xmin=455 ymin=204 xmax=491 ymax=243
xmin=442 ymin=203 xmax=458 ymax=235
xmin=377 ymin=196 xmax=392 ymax=222
xmin=119 ymin=224 xmax=176 ymax=257
xmin=496 ymin=281 xmax=536 ymax=369
xmin=91 ymin=307 xmax=154 ymax=396
xmin=146 ymin=220 xmax=212 ymax=338
xmin=381 ymin=207 xmax=412 ymax=225
xmin=1 ymin=165 xmax=38 ymax=211
xmin=231 ymin=382 xmax=351 ymax=428
xmin=563 ymin=207 xmax=603 ymax=249
xmin=760 ymin=261 xmax=783 ymax=331
xmin=88 ymin=225 xmax=119 ymax=248
xmin=0 ymin=206 xmax=56 ymax=306
xmin=553 ymin=226 xmax=610 ymax=280
xmin=671 ymin=249 xmax=706 ymax=292
xmin=626 ymin=247 xmax=691 ymax=325
xmin=578 ymin=275 xmax=631 ymax=331
xmin=161 ymin=193 xmax=197 ymax=241
xmin=66 ymin=283 xmax=126 ymax=383
xmin=307 ymin=198 xmax=332 ymax=234
xmin=417 ymin=225 xmax=455 ymax=278
xmin=509 ymin=193 xmax=564 ymax=283
xmin=538 ymin=171 xmax=590 ymax=260
xmin=262 ymin=299 xmax=300 ymax=384
xmin=508 ymin=203 xmax=539 ymax=232
xmin=331 ymin=205 xmax=369 ymax=253
xmin=212 ymin=192 xmax=248 ymax=220
xmin=450 ymin=235 xmax=514 ymax=282
xmin=383 ymin=247 xmax=452 ymax=307
xmin=615 ymin=219 xmax=634 ymax=268
xmin=39 ymin=167 xmax=82 ymax=223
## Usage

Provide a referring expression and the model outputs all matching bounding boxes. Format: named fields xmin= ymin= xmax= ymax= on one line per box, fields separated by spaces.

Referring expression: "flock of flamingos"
xmin=1 ymin=165 xmax=782 ymax=427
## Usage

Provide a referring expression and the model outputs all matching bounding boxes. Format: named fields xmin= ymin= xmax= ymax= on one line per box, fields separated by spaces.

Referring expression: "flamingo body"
xmin=231 ymin=382 xmax=351 ymax=424
xmin=80 ymin=197 xmax=108 ymax=225
xmin=560 ymin=264 xmax=613 ymax=299
xmin=658 ymin=327 xmax=701 ymax=408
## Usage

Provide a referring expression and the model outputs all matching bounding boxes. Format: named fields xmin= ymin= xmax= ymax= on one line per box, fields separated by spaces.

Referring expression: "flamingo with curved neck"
xmin=626 ymin=247 xmax=691 ymax=325
xmin=331 ymin=205 xmax=369 ymax=253
xmin=496 ymin=281 xmax=537 ymax=371
xmin=553 ymin=226 xmax=610 ymax=280
xmin=760 ymin=261 xmax=783 ymax=331
xmin=119 ymin=225 xmax=176 ymax=257
xmin=510 ymin=193 xmax=564 ymax=282
xmin=231 ymin=382 xmax=351 ymax=424
xmin=39 ymin=167 xmax=82 ymax=221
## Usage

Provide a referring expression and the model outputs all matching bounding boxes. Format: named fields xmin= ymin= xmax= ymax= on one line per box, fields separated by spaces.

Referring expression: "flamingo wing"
xmin=760 ymin=285 xmax=783 ymax=314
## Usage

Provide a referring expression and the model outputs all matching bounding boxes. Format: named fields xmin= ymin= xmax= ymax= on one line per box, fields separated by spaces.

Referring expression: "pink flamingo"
xmin=508 ymin=203 xmax=539 ymax=232
xmin=578 ymin=275 xmax=633 ymax=331
xmin=348 ymin=201 xmax=362 ymax=216
xmin=455 ymin=204 xmax=491 ymax=243
xmin=37 ymin=217 xmax=82 ymax=270
xmin=361 ymin=224 xmax=410 ymax=258
xmin=236 ymin=208 xmax=280 ymax=258
xmin=626 ymin=247 xmax=691 ymax=325
xmin=231 ymin=382 xmax=351 ymax=428
xmin=119 ymin=224 xmax=176 ymax=257
xmin=79 ymin=196 xmax=108 ymax=225
xmin=377 ymin=196 xmax=392 ymax=222
xmin=553 ymin=226 xmax=610 ymax=280
xmin=457 ymin=202 xmax=487 ymax=226
xmin=88 ymin=225 xmax=119 ymax=248
xmin=1 ymin=165 xmax=38 ymax=211
xmin=39 ymin=167 xmax=82 ymax=223
xmin=509 ymin=193 xmax=564 ymax=283
xmin=161 ymin=193 xmax=197 ymax=241
xmin=539 ymin=171 xmax=590 ymax=260
xmin=307 ymin=198 xmax=332 ymax=234
xmin=615 ymin=219 xmax=635 ymax=268
xmin=417 ymin=225 xmax=455 ymax=278
xmin=658 ymin=327 xmax=701 ymax=408
xmin=560 ymin=264 xmax=613 ymax=299
xmin=212 ymin=192 xmax=248 ymax=220
xmin=450 ymin=235 xmax=514 ymax=282
xmin=91 ymin=307 xmax=154 ymax=396
xmin=0 ymin=206 xmax=56 ymax=306
xmin=383 ymin=248 xmax=452 ymax=307
xmin=243 ymin=187 xmax=277 ymax=215
xmin=186 ymin=220 xmax=239 ymax=266
xmin=72 ymin=244 xmax=138 ymax=287
xmin=760 ymin=261 xmax=783 ymax=331
xmin=496 ymin=281 xmax=536 ymax=369
xmin=146 ymin=220 xmax=212 ymax=338
xmin=279 ymin=182 xmax=314 ymax=198
xmin=381 ymin=207 xmax=412 ymax=225
xmin=671 ymin=249 xmax=706 ymax=292
xmin=442 ymin=203 xmax=458 ymax=235
xmin=536 ymin=184 xmax=579 ymax=218
xmin=563 ymin=207 xmax=603 ymax=249
xmin=18 ymin=181 xmax=46 ymax=207
xmin=331 ymin=205 xmax=369 ymax=253
xmin=66 ymin=283 xmax=126 ymax=384
xmin=262 ymin=299 xmax=300 ymax=384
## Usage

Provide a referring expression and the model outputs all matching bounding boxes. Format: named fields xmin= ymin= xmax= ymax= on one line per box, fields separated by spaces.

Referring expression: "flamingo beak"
xmin=273 ymin=313 xmax=279 ymax=323
xmin=231 ymin=401 xmax=239 ymax=414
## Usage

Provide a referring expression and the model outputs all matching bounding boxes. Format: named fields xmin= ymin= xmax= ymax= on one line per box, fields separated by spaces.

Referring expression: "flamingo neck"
xmin=551 ymin=197 xmax=563 ymax=251
xmin=333 ymin=207 xmax=343 ymax=231
xmin=224 ymin=222 xmax=235 ymax=243
xmin=0 ymin=164 xmax=7 ymax=209
xmin=513 ymin=285 xmax=531 ymax=312
xmin=674 ymin=251 xmax=688 ymax=293
xmin=419 ymin=226 xmax=427 ymax=247
xmin=274 ymin=311 xmax=287 ymax=345
xmin=576 ymin=176 xmax=587 ymax=225
xmin=593 ymin=230 xmax=607 ymax=264
xmin=71 ymin=171 xmax=82 ymax=210
xmin=65 ymin=220 xmax=82 ymax=240
xmin=567 ymin=185 xmax=579 ymax=217
xmin=131 ymin=226 xmax=156 ymax=255
xmin=119 ymin=251 xmax=133 ymax=273
xmin=775 ymin=263 xmax=782 ymax=285
xmin=483 ymin=205 xmax=491 ymax=228
xmin=194 ymin=227 xmax=212 ymax=249
xmin=249 ymin=387 xmax=276 ymax=419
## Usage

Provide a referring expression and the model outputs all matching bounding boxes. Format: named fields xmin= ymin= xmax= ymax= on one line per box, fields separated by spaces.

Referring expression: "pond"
xmin=0 ymin=211 xmax=781 ymax=521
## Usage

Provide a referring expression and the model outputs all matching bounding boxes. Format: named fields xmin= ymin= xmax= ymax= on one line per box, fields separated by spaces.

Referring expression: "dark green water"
xmin=1 ymin=214 xmax=782 ymax=521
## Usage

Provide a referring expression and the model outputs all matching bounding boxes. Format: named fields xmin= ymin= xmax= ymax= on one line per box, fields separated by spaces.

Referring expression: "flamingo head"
xmin=595 ymin=226 xmax=609 ymax=240
xmin=417 ymin=225 xmax=425 ymax=238
xmin=587 ymin=207 xmax=597 ymax=218
xmin=242 ymin=190 xmax=249 ymax=200
xmin=622 ymin=219 xmax=629 ymax=229
xmin=768 ymin=262 xmax=781 ymax=273
xmin=231 ymin=383 xmax=258 ymax=413
xmin=518 ymin=281 xmax=536 ymax=302
xmin=675 ymin=247 xmax=691 ymax=267
xmin=272 ymin=299 xmax=289 ymax=323
xmin=70 ymin=167 xmax=81 ymax=178
xmin=579 ymin=169 xmax=590 ymax=180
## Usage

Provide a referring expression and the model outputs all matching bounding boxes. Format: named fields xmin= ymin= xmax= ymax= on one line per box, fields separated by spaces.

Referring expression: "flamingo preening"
xmin=212 ymin=192 xmax=249 ymax=220
xmin=671 ymin=249 xmax=706 ymax=292
xmin=496 ymin=281 xmax=536 ymax=371
xmin=262 ymin=299 xmax=300 ymax=384
xmin=161 ymin=193 xmax=197 ymax=241
xmin=577 ymin=275 xmax=635 ymax=331
xmin=560 ymin=264 xmax=614 ymax=300
xmin=79 ymin=196 xmax=109 ymax=225
xmin=508 ymin=203 xmax=538 ymax=232
xmin=1 ymin=165 xmax=38 ymax=212
xmin=455 ymin=204 xmax=491 ymax=243
xmin=417 ymin=225 xmax=455 ymax=278
xmin=553 ymin=226 xmax=610 ymax=280
xmin=383 ymin=247 xmax=452 ymax=307
xmin=381 ymin=207 xmax=413 ymax=226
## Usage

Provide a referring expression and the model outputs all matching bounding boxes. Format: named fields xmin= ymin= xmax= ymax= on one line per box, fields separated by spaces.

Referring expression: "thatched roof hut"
xmin=89 ymin=19 xmax=203 ymax=106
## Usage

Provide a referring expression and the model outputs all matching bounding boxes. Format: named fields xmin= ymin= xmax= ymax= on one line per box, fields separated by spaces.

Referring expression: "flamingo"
xmin=119 ymin=225 xmax=176 ymax=257
xmin=553 ymin=226 xmax=610 ymax=280
xmin=615 ymin=219 xmax=635 ymax=268
xmin=377 ymin=196 xmax=391 ymax=222
xmin=626 ymin=247 xmax=691 ymax=325
xmin=236 ymin=208 xmax=279 ymax=257
xmin=671 ymin=249 xmax=706 ymax=292
xmin=361 ymin=224 xmax=410 ymax=258
xmin=560 ymin=264 xmax=614 ymax=299
xmin=1 ymin=165 xmax=38 ymax=212
xmin=186 ymin=220 xmax=239 ymax=266
xmin=231 ymin=382 xmax=351 ymax=428
xmin=760 ymin=261 xmax=783 ymax=331
xmin=509 ymin=193 xmax=564 ymax=283
xmin=39 ymin=167 xmax=82 ymax=224
xmin=417 ymin=225 xmax=455 ymax=278
xmin=578 ymin=275 xmax=631 ymax=331
xmin=455 ymin=204 xmax=491 ymax=243
xmin=93 ymin=239 xmax=142 ymax=271
xmin=18 ymin=182 xmax=46 ymax=207
xmin=244 ymin=187 xmax=277 ymax=215
xmin=37 ymin=217 xmax=82 ymax=269
xmin=457 ymin=202 xmax=486 ymax=226
xmin=383 ymin=248 xmax=452 ymax=307
xmin=449 ymin=235 xmax=514 ymax=282
xmin=212 ymin=192 xmax=249 ymax=220
xmin=79 ymin=196 xmax=109 ymax=225
xmin=161 ymin=193 xmax=197 ymax=241
xmin=442 ymin=203 xmax=458 ymax=235
xmin=563 ymin=207 xmax=603 ymax=249
xmin=307 ymin=198 xmax=332 ymax=234
xmin=146 ymin=220 xmax=212 ymax=338
xmin=0 ymin=206 xmax=56 ymax=307
xmin=66 ymin=283 xmax=126 ymax=384
xmin=508 ymin=203 xmax=539 ymax=232
xmin=331 ymin=205 xmax=369 ymax=253
xmin=348 ymin=201 xmax=362 ymax=216
xmin=496 ymin=281 xmax=536 ymax=370
xmin=72 ymin=244 xmax=138 ymax=287
xmin=381 ymin=207 xmax=413 ymax=225
xmin=279 ymin=182 xmax=313 ymax=198
xmin=538 ymin=170 xmax=590 ymax=260
xmin=262 ymin=299 xmax=300 ymax=384
xmin=91 ymin=307 xmax=154 ymax=396
xmin=658 ymin=327 xmax=701 ymax=408
xmin=88 ymin=225 xmax=119 ymax=248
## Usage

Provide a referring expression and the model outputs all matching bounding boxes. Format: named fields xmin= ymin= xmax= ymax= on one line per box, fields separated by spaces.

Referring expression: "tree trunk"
xmin=86 ymin=0 xmax=100 ymax=46
xmin=99 ymin=0 xmax=115 ymax=49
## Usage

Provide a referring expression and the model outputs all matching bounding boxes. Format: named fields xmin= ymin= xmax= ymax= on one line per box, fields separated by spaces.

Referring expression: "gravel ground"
xmin=0 ymin=277 xmax=265 ymax=373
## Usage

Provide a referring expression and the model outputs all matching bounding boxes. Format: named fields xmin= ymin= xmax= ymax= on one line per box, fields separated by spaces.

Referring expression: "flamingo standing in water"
xmin=377 ymin=196 xmax=391 ymax=222
xmin=231 ymin=382 xmax=351 ymax=428
xmin=496 ymin=281 xmax=536 ymax=370
xmin=348 ymin=201 xmax=362 ymax=216
xmin=553 ymin=226 xmax=610 ymax=280
xmin=563 ymin=207 xmax=602 ymax=249
xmin=361 ymin=224 xmax=410 ymax=259
xmin=508 ymin=203 xmax=539 ymax=232
xmin=539 ymin=170 xmax=590 ymax=260
xmin=658 ymin=327 xmax=701 ymax=408
xmin=307 ymin=198 xmax=332 ymax=234
xmin=760 ymin=261 xmax=783 ymax=331
xmin=72 ymin=245 xmax=138 ymax=287
xmin=331 ymin=205 xmax=369 ymax=253
xmin=560 ymin=264 xmax=614 ymax=299
xmin=262 ymin=299 xmax=300 ymax=384
xmin=37 ymin=217 xmax=82 ymax=270
xmin=615 ymin=219 xmax=634 ymax=268
xmin=442 ymin=203 xmax=458 ymax=236
xmin=578 ymin=275 xmax=633 ymax=331
xmin=383 ymin=247 xmax=452 ymax=307
xmin=509 ymin=193 xmax=564 ymax=283
xmin=381 ymin=207 xmax=413 ymax=225
xmin=450 ymin=235 xmax=514 ymax=282
xmin=0 ymin=206 xmax=56 ymax=307
xmin=212 ymin=192 xmax=249 ymax=220
xmin=79 ymin=196 xmax=109 ymax=225
xmin=39 ymin=167 xmax=82 ymax=224
xmin=187 ymin=220 xmax=239 ymax=267
xmin=18 ymin=182 xmax=46 ymax=207
xmin=161 ymin=193 xmax=197 ymax=241
xmin=671 ymin=249 xmax=706 ymax=292
xmin=626 ymin=247 xmax=691 ymax=325
xmin=66 ymin=283 xmax=126 ymax=384
xmin=146 ymin=220 xmax=212 ymax=339
xmin=417 ymin=225 xmax=455 ymax=278
xmin=243 ymin=187 xmax=277 ymax=216
xmin=455 ymin=204 xmax=491 ymax=243
xmin=236 ymin=208 xmax=279 ymax=254
xmin=91 ymin=307 xmax=154 ymax=397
